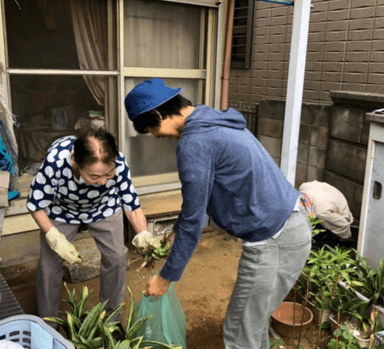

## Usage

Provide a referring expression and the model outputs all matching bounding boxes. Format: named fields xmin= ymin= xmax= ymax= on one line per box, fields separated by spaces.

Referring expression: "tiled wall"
xmin=229 ymin=0 xmax=384 ymax=105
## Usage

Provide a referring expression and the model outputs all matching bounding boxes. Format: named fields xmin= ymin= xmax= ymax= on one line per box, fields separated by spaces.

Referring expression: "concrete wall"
xmin=255 ymin=92 xmax=384 ymax=223
xmin=257 ymin=100 xmax=331 ymax=189
xmin=229 ymin=0 xmax=384 ymax=106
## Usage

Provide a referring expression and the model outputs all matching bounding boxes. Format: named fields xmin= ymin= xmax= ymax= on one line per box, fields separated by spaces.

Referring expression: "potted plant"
xmin=329 ymin=295 xmax=374 ymax=348
xmin=327 ymin=324 xmax=371 ymax=349
xmin=351 ymin=253 xmax=384 ymax=329
xmin=297 ymin=245 xmax=357 ymax=327
xmin=44 ymin=283 xmax=182 ymax=349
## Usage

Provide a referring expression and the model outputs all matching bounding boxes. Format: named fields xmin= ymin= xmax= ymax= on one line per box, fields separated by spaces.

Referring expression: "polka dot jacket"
xmin=26 ymin=136 xmax=140 ymax=224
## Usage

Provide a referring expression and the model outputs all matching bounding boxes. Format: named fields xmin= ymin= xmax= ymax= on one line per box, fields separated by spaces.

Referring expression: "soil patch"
xmin=1 ymin=229 xmax=331 ymax=348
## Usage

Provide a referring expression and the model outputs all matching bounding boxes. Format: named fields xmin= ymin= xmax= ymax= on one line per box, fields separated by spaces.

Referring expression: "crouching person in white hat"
xmin=26 ymin=126 xmax=152 ymax=336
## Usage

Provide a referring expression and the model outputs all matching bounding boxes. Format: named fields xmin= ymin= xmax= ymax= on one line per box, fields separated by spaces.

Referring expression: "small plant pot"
xmin=329 ymin=313 xmax=371 ymax=348
xmin=272 ymin=301 xmax=313 ymax=338
xmin=378 ymin=307 xmax=384 ymax=329
xmin=298 ymin=293 xmax=331 ymax=326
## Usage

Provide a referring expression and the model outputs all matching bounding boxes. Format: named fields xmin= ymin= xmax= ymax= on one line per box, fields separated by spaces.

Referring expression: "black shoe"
xmin=111 ymin=322 xmax=125 ymax=341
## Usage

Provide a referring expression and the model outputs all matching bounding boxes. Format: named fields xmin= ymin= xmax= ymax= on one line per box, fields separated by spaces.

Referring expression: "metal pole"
xmin=280 ymin=0 xmax=311 ymax=185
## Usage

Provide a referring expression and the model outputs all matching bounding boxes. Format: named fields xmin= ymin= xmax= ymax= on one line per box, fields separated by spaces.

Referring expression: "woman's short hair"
xmin=133 ymin=95 xmax=192 ymax=134
xmin=73 ymin=126 xmax=119 ymax=169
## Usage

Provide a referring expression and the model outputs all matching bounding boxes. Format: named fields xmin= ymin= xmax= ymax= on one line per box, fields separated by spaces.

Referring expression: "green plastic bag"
xmin=136 ymin=283 xmax=186 ymax=349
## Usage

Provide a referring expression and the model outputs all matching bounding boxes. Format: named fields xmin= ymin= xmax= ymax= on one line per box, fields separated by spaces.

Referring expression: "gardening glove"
xmin=132 ymin=230 xmax=164 ymax=254
xmin=45 ymin=226 xmax=83 ymax=265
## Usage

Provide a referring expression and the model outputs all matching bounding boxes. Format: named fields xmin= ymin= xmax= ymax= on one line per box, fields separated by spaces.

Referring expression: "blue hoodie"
xmin=160 ymin=104 xmax=299 ymax=281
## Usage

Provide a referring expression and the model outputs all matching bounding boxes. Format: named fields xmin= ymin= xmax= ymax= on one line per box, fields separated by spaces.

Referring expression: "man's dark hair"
xmin=74 ymin=126 xmax=119 ymax=169
xmin=133 ymin=95 xmax=192 ymax=134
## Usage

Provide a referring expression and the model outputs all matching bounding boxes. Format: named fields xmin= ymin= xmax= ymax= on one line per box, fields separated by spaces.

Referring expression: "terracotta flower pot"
xmin=272 ymin=301 xmax=314 ymax=338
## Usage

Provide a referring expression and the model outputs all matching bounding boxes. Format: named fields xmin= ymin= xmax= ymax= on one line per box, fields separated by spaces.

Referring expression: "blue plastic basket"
xmin=0 ymin=315 xmax=75 ymax=349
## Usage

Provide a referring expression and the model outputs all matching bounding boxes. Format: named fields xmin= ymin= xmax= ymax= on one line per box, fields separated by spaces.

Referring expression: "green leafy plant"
xmin=327 ymin=325 xmax=363 ymax=349
xmin=298 ymin=245 xmax=357 ymax=311
xmin=44 ymin=283 xmax=182 ymax=349
xmin=328 ymin=287 xmax=362 ymax=325
xmin=309 ymin=216 xmax=325 ymax=239
xmin=351 ymin=252 xmax=384 ymax=307
xmin=269 ymin=338 xmax=284 ymax=348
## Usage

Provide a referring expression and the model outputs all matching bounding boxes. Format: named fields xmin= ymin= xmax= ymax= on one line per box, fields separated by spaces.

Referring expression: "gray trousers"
xmin=223 ymin=205 xmax=312 ymax=349
xmin=36 ymin=209 xmax=126 ymax=325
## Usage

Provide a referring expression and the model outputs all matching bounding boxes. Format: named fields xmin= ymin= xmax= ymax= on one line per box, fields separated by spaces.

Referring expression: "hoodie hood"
xmin=182 ymin=104 xmax=246 ymax=136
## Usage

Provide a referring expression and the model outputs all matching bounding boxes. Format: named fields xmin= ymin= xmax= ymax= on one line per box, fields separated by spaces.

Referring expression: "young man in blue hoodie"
xmin=125 ymin=78 xmax=312 ymax=349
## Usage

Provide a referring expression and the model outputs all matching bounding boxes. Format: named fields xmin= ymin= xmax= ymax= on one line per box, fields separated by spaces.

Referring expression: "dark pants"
xmin=36 ymin=209 xmax=126 ymax=326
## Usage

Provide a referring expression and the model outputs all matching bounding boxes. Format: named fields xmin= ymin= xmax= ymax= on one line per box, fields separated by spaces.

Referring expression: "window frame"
xmin=0 ymin=0 xmax=222 ymax=196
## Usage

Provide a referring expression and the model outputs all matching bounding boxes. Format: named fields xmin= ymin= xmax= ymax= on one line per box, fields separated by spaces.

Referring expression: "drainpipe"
xmin=220 ymin=0 xmax=235 ymax=110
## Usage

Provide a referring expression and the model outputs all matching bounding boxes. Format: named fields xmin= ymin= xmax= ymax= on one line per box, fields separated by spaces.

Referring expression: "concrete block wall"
xmin=257 ymin=100 xmax=331 ymax=189
xmin=256 ymin=95 xmax=379 ymax=222
xmin=229 ymin=0 xmax=384 ymax=105
xmin=322 ymin=92 xmax=383 ymax=221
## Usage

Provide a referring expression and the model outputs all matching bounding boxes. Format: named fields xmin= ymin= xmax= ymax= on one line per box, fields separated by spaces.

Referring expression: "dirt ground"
xmin=1 ymin=229 xmax=331 ymax=348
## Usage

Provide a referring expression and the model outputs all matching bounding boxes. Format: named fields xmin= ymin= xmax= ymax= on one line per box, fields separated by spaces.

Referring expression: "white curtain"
xmin=70 ymin=0 xmax=107 ymax=105
xmin=124 ymin=0 xmax=200 ymax=69
xmin=69 ymin=0 xmax=118 ymax=137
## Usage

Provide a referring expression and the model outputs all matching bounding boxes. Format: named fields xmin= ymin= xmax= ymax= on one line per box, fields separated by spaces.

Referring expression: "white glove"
xmin=45 ymin=226 xmax=83 ymax=265
xmin=132 ymin=230 xmax=163 ymax=253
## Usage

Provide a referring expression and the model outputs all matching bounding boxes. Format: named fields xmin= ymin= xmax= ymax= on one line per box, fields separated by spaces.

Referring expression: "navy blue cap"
xmin=124 ymin=78 xmax=183 ymax=121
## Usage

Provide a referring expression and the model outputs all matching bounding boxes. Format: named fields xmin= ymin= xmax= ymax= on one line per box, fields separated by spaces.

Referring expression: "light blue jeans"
xmin=223 ymin=205 xmax=312 ymax=349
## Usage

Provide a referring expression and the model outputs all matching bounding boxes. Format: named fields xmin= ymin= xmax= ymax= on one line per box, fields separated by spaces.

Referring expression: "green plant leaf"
xmin=98 ymin=322 xmax=117 ymax=349
xmin=114 ymin=339 xmax=132 ymax=349
xmin=42 ymin=317 xmax=66 ymax=326
xmin=141 ymin=340 xmax=183 ymax=349
xmin=125 ymin=286 xmax=136 ymax=333
xmin=77 ymin=286 xmax=90 ymax=319
xmin=78 ymin=300 xmax=108 ymax=338
xmin=125 ymin=314 xmax=154 ymax=340
xmin=319 ymin=321 xmax=330 ymax=330
xmin=105 ymin=302 xmax=125 ymax=324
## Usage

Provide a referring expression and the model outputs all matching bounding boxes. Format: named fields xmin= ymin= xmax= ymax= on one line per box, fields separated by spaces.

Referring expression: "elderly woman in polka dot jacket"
xmin=27 ymin=126 xmax=151 ymax=329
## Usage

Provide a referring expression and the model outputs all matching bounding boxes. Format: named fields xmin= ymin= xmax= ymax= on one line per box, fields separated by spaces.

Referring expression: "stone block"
xmin=361 ymin=117 xmax=370 ymax=145
xmin=329 ymin=106 xmax=365 ymax=143
xmin=63 ymin=236 xmax=130 ymax=284
xmin=257 ymin=117 xmax=283 ymax=138
xmin=308 ymin=146 xmax=326 ymax=169
xmin=313 ymin=105 xmax=332 ymax=127
xmin=352 ymin=185 xmax=364 ymax=221
xmin=297 ymin=144 xmax=309 ymax=165
xmin=329 ymin=91 xmax=384 ymax=110
xmin=307 ymin=166 xmax=324 ymax=183
xmin=300 ymin=104 xmax=314 ymax=125
xmin=299 ymin=124 xmax=310 ymax=145
xmin=295 ymin=163 xmax=308 ymax=190
xmin=310 ymin=126 xmax=329 ymax=148
xmin=259 ymin=99 xmax=286 ymax=120
xmin=325 ymin=139 xmax=367 ymax=182
xmin=258 ymin=135 xmax=282 ymax=157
